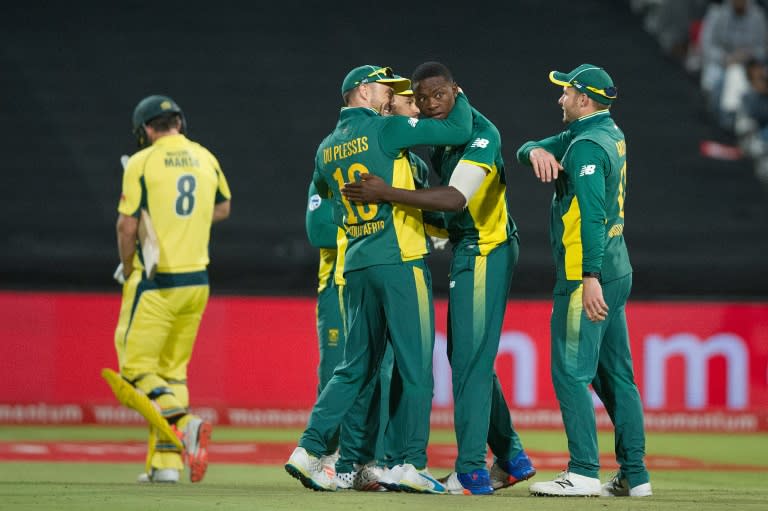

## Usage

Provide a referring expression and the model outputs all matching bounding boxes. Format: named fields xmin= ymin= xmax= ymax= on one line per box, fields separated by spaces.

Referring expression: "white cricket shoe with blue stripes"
xmin=398 ymin=463 xmax=446 ymax=494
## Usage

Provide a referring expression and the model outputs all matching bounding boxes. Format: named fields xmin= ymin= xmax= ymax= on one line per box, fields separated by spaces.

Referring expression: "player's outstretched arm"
xmin=342 ymin=173 xmax=467 ymax=211
xmin=380 ymin=93 xmax=473 ymax=153
xmin=343 ymin=160 xmax=486 ymax=212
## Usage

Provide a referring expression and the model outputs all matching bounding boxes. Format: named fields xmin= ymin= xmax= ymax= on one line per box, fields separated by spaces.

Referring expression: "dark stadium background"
xmin=1 ymin=0 xmax=766 ymax=299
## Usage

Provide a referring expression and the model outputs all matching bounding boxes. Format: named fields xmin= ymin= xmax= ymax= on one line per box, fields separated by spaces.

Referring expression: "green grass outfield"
xmin=1 ymin=426 xmax=767 ymax=511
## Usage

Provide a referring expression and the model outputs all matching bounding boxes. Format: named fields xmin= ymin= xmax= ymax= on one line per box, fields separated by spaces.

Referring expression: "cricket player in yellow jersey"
xmin=113 ymin=94 xmax=231 ymax=484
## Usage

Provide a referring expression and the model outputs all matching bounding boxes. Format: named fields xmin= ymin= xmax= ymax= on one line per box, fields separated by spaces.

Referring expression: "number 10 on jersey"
xmin=332 ymin=164 xmax=377 ymax=224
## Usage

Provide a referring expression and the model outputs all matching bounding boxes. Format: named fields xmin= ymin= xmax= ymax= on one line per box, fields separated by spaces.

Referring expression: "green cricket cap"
xmin=549 ymin=63 xmax=617 ymax=105
xmin=341 ymin=65 xmax=411 ymax=97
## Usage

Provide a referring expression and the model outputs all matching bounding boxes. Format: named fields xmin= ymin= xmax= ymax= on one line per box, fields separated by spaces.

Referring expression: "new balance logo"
xmin=408 ymin=118 xmax=419 ymax=127
xmin=555 ymin=479 xmax=574 ymax=488
xmin=470 ymin=138 xmax=489 ymax=148
xmin=579 ymin=164 xmax=596 ymax=176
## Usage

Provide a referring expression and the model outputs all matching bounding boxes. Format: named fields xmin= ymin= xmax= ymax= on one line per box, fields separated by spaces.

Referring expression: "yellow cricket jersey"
xmin=118 ymin=134 xmax=231 ymax=273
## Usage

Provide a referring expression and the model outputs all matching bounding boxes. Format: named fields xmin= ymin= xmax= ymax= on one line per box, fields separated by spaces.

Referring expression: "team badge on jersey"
xmin=308 ymin=194 xmax=322 ymax=211
xmin=579 ymin=164 xmax=596 ymax=176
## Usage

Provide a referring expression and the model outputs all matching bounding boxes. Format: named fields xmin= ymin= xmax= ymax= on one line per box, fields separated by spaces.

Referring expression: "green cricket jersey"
xmin=430 ymin=107 xmax=516 ymax=255
xmin=517 ymin=110 xmax=631 ymax=283
xmin=409 ymin=150 xmax=447 ymax=235
xmin=306 ymin=152 xmax=440 ymax=291
xmin=306 ymin=181 xmax=343 ymax=292
xmin=313 ymin=93 xmax=472 ymax=273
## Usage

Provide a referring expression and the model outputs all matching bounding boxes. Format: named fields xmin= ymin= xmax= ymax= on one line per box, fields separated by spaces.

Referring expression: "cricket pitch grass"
xmin=1 ymin=426 xmax=766 ymax=510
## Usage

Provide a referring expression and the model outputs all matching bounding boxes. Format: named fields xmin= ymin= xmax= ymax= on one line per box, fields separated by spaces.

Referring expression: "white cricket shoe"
xmin=398 ymin=463 xmax=447 ymax=494
xmin=601 ymin=474 xmax=653 ymax=497
xmin=285 ymin=446 xmax=337 ymax=491
xmin=529 ymin=471 xmax=601 ymax=497
xmin=334 ymin=470 xmax=356 ymax=490
xmin=353 ymin=463 xmax=385 ymax=491
xmin=136 ymin=468 xmax=179 ymax=483
xmin=441 ymin=471 xmax=466 ymax=495
xmin=320 ymin=451 xmax=339 ymax=469
xmin=378 ymin=464 xmax=405 ymax=492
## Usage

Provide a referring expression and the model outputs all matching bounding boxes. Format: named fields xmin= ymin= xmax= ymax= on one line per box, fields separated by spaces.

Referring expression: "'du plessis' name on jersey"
xmin=322 ymin=136 xmax=369 ymax=164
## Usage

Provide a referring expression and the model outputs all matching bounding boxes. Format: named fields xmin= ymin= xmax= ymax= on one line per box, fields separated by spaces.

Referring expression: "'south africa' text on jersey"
xmin=345 ymin=219 xmax=385 ymax=238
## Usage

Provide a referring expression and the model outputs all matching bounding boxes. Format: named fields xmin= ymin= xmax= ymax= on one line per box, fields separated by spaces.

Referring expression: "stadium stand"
xmin=0 ymin=1 xmax=765 ymax=298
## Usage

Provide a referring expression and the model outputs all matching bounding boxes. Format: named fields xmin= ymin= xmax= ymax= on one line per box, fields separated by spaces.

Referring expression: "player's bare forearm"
xmin=116 ymin=214 xmax=138 ymax=276
xmin=213 ymin=200 xmax=231 ymax=223
xmin=343 ymin=174 xmax=465 ymax=211
xmin=341 ymin=173 xmax=391 ymax=203
xmin=387 ymin=186 xmax=465 ymax=212
xmin=529 ymin=147 xmax=562 ymax=183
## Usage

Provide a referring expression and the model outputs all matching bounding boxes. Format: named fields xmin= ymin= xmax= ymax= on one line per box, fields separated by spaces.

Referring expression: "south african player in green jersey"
xmin=517 ymin=64 xmax=651 ymax=498
xmin=342 ymin=61 xmax=535 ymax=496
xmin=302 ymin=86 xmax=444 ymax=491
xmin=285 ymin=64 xmax=473 ymax=494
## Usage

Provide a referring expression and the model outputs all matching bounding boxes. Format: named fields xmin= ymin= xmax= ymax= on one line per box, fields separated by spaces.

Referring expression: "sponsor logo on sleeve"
xmin=408 ymin=118 xmax=419 ymax=128
xmin=470 ymin=138 xmax=489 ymax=149
xmin=579 ymin=164 xmax=596 ymax=176
xmin=308 ymin=194 xmax=322 ymax=211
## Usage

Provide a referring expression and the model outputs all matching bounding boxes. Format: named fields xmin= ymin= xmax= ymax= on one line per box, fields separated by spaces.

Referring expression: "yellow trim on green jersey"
xmin=561 ymin=197 xmax=583 ymax=281
xmin=464 ymin=162 xmax=509 ymax=255
xmin=333 ymin=228 xmax=347 ymax=287
xmin=317 ymin=247 xmax=336 ymax=293
xmin=119 ymin=134 xmax=231 ymax=273
xmin=425 ymin=224 xmax=449 ymax=239
xmin=391 ymin=153 xmax=428 ymax=261
xmin=576 ymin=109 xmax=611 ymax=123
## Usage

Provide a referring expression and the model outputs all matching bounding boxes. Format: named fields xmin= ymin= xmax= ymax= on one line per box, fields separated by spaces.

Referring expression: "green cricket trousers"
xmin=448 ymin=237 xmax=525 ymax=473
xmin=300 ymin=259 xmax=435 ymax=469
xmin=550 ymin=273 xmax=649 ymax=488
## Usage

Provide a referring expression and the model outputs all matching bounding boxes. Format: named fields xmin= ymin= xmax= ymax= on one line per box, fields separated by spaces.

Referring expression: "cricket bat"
xmin=121 ymin=155 xmax=160 ymax=280
xmin=138 ymin=209 xmax=159 ymax=280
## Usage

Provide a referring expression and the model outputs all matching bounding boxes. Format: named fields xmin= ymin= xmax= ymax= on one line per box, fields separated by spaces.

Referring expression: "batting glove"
xmin=113 ymin=263 xmax=126 ymax=285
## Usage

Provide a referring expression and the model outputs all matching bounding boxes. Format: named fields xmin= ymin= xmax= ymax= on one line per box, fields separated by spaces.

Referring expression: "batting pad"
xmin=101 ymin=368 xmax=184 ymax=450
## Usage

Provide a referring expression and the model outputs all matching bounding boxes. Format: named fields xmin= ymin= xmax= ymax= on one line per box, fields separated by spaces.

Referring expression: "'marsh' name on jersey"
xmin=165 ymin=151 xmax=200 ymax=168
